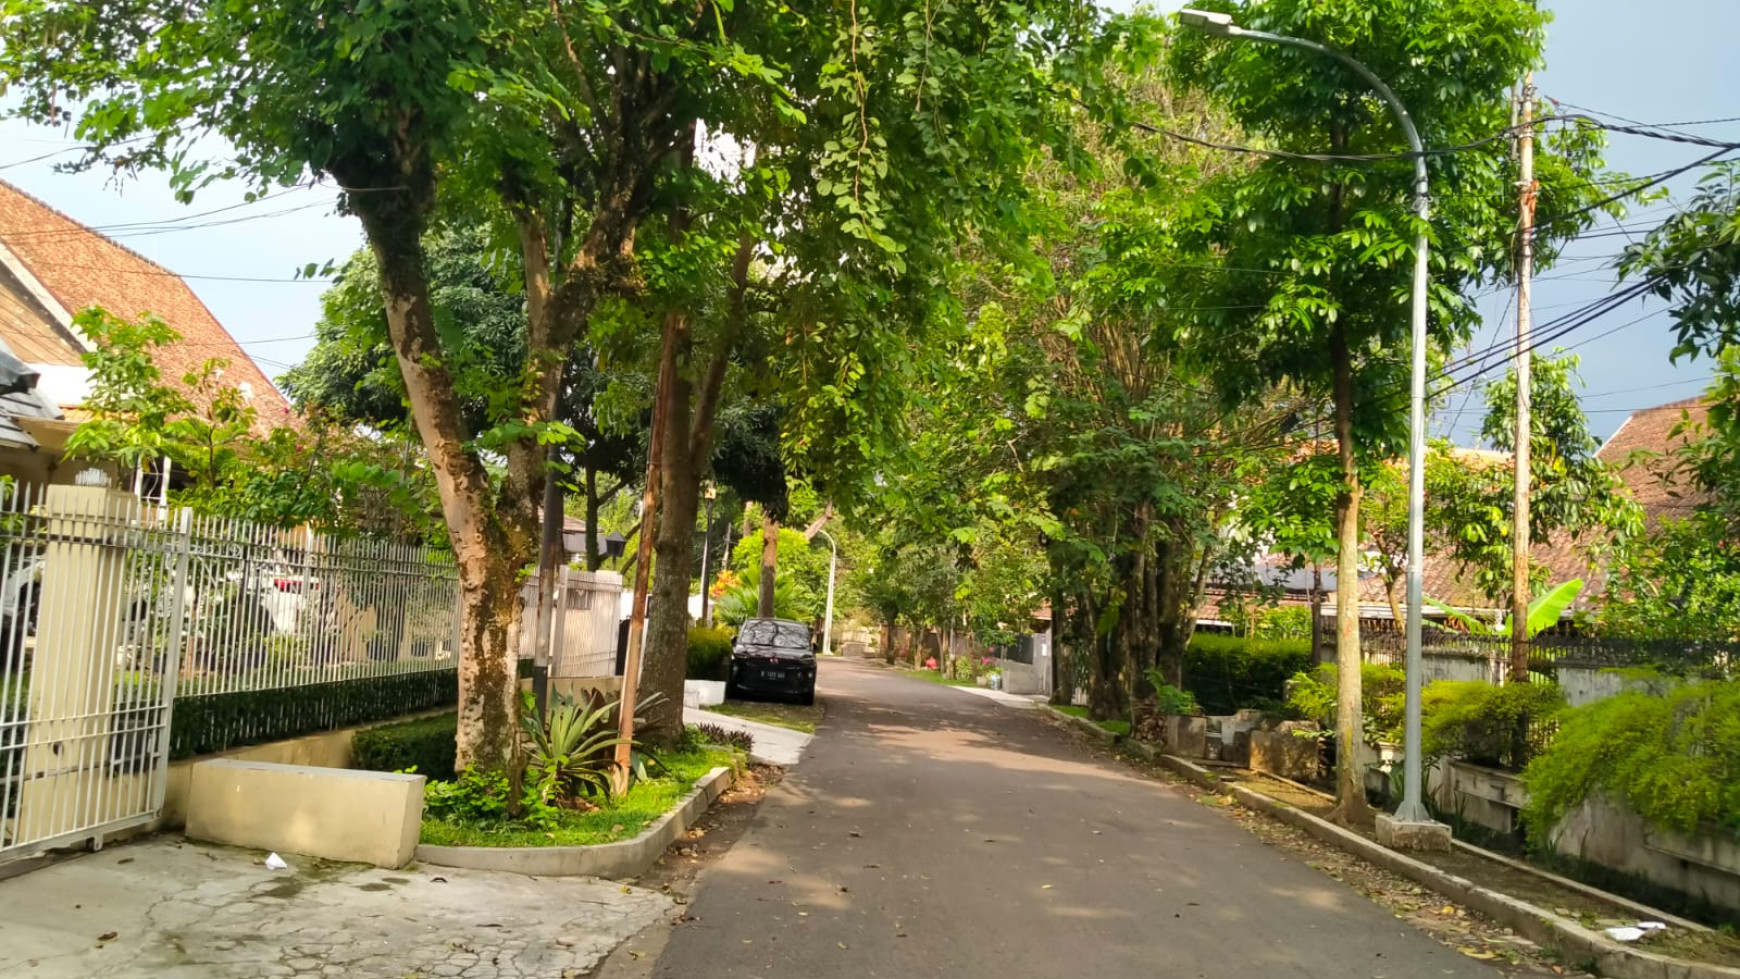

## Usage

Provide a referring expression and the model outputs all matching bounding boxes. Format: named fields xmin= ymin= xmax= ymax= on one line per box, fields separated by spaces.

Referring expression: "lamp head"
xmin=1179 ymin=9 xmax=1240 ymax=36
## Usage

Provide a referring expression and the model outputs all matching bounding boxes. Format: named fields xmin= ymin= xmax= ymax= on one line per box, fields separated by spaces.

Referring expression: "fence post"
xmin=148 ymin=507 xmax=194 ymax=812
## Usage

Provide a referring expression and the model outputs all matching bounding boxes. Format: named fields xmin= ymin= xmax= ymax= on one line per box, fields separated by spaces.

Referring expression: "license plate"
xmin=764 ymin=670 xmax=787 ymax=681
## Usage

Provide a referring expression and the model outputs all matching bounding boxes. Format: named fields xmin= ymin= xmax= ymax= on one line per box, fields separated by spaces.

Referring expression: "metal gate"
xmin=0 ymin=483 xmax=188 ymax=863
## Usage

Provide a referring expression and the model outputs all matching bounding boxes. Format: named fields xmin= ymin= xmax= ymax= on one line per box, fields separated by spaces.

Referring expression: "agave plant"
xmin=520 ymin=691 xmax=669 ymax=804
xmin=521 ymin=694 xmax=626 ymax=804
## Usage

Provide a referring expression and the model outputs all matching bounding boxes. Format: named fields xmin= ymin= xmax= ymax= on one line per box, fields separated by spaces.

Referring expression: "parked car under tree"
xmin=727 ymin=618 xmax=816 ymax=705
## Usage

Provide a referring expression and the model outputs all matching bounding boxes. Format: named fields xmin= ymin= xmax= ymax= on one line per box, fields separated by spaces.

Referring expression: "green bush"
xmin=1421 ymin=681 xmax=1564 ymax=771
xmin=687 ymin=625 xmax=735 ymax=680
xmin=353 ymin=712 xmax=458 ymax=781
xmin=1284 ymin=663 xmax=1407 ymax=744
xmin=172 ymin=669 xmax=459 ymax=759
xmin=1183 ymin=634 xmax=1314 ymax=715
xmin=1523 ymin=680 xmax=1740 ymax=838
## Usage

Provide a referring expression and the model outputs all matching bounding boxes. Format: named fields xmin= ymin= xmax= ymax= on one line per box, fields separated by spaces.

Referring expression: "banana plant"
xmin=1426 ymin=579 xmax=1585 ymax=640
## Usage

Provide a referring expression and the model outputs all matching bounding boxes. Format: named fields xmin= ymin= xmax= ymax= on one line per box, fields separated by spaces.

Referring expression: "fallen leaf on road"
xmin=1041 ymin=884 xmax=1054 ymax=890
xmin=838 ymin=943 xmax=849 ymax=950
xmin=1458 ymin=947 xmax=1498 ymax=960
xmin=97 ymin=932 xmax=117 ymax=942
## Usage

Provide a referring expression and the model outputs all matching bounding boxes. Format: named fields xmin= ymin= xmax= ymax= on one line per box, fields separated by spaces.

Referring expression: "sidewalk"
xmin=684 ymin=707 xmax=813 ymax=766
xmin=0 ymin=837 xmax=669 ymax=978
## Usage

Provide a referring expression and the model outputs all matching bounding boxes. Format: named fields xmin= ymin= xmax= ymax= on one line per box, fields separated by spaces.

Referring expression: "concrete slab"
xmin=684 ymin=707 xmax=813 ymax=766
xmin=0 ymin=837 xmax=670 ymax=979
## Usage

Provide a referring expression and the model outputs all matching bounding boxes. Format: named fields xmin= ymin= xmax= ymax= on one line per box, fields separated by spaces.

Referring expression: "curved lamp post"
xmin=1180 ymin=9 xmax=1443 ymax=838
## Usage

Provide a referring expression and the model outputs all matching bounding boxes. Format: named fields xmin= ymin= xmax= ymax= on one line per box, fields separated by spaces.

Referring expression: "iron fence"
xmin=0 ymin=481 xmax=464 ymax=863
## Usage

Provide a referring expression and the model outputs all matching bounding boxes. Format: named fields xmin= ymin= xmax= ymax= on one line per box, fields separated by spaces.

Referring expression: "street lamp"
xmin=814 ymin=528 xmax=838 ymax=657
xmin=1179 ymin=10 xmax=1445 ymax=843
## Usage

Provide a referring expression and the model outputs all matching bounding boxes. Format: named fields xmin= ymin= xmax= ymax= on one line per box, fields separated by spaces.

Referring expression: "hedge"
xmin=169 ymin=668 xmax=459 ymax=759
xmin=353 ymin=712 xmax=458 ymax=780
xmin=1182 ymin=634 xmax=1314 ymax=715
xmin=687 ymin=625 xmax=734 ymax=681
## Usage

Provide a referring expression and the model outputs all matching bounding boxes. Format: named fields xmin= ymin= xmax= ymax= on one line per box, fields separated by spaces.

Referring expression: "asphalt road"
xmin=649 ymin=658 xmax=1499 ymax=979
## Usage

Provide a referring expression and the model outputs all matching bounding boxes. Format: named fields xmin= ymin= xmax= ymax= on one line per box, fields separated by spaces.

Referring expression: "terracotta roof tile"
xmin=1597 ymin=396 xmax=1711 ymax=527
xmin=0 ymin=179 xmax=295 ymax=429
xmin=1343 ymin=396 xmax=1716 ymax=614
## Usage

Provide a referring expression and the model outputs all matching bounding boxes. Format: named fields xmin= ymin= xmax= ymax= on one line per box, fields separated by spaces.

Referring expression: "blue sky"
xmin=0 ymin=1 xmax=1735 ymax=440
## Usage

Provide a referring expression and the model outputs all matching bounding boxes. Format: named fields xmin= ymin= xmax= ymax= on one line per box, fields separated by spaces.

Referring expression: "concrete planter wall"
xmin=1553 ymin=795 xmax=1740 ymax=917
xmin=1248 ymin=724 xmax=1322 ymax=783
xmin=683 ymin=680 xmax=726 ymax=708
xmin=1439 ymin=760 xmax=1527 ymax=836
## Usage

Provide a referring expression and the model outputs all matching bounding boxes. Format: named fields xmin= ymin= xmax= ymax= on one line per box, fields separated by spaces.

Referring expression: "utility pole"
xmin=615 ymin=317 xmax=676 ymax=795
xmin=1510 ymin=76 xmax=1536 ymax=684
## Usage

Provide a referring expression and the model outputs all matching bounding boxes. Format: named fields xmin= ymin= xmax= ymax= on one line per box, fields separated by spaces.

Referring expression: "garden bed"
xmin=419 ymin=745 xmax=738 ymax=849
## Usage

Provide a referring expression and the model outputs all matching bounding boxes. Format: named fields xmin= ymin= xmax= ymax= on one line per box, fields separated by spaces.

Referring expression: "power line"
xmin=15 ymin=260 xmax=330 ymax=283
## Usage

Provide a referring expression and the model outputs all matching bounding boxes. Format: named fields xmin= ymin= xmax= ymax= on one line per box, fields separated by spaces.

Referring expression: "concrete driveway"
xmin=0 ymin=837 xmax=669 ymax=978
xmin=642 ymin=658 xmax=1504 ymax=979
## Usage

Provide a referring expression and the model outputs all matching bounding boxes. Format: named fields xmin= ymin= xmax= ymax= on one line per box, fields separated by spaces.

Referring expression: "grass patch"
xmin=899 ymin=668 xmax=977 ymax=687
xmin=1053 ymin=705 xmax=1089 ymax=719
xmin=707 ymin=700 xmax=824 ymax=733
xmin=1100 ymin=719 xmax=1132 ymax=737
xmin=419 ymin=746 xmax=737 ymax=849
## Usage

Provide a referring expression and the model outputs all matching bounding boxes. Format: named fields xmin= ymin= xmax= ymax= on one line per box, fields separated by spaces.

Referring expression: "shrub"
xmin=1522 ymin=679 xmax=1740 ymax=838
xmin=1141 ymin=667 xmax=1201 ymax=715
xmin=1284 ymin=663 xmax=1406 ymax=744
xmin=423 ymin=767 xmax=560 ymax=831
xmin=690 ymin=722 xmax=755 ymax=754
xmin=353 ymin=712 xmax=457 ymax=781
xmin=1421 ymin=681 xmax=1565 ymax=771
xmin=687 ymin=626 xmax=735 ymax=681
xmin=1183 ymin=634 xmax=1314 ymax=715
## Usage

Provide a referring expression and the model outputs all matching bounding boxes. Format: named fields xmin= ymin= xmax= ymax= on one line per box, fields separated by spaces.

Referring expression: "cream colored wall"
xmin=154 ymin=710 xmax=447 ymax=830
xmin=186 ymin=759 xmax=425 ymax=869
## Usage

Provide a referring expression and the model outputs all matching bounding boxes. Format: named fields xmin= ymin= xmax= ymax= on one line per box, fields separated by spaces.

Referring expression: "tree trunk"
xmin=585 ymin=467 xmax=604 ymax=572
xmin=1330 ymin=322 xmax=1373 ymax=824
xmin=1384 ymin=576 xmax=1404 ymax=634
xmin=758 ymin=515 xmax=779 ymax=618
xmin=641 ymin=317 xmax=735 ymax=742
xmin=343 ymin=173 xmax=525 ymax=772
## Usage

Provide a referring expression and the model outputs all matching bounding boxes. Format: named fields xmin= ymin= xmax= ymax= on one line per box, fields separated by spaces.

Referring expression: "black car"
xmin=728 ymin=617 xmax=816 ymax=705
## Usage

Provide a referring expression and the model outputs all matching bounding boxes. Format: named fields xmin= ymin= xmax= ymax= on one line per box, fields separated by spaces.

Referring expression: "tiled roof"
xmin=1346 ymin=396 xmax=1715 ymax=614
xmin=1597 ymin=396 xmax=1711 ymax=527
xmin=0 ymin=179 xmax=294 ymax=429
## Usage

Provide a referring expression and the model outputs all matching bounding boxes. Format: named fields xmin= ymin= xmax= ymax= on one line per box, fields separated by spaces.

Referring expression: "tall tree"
xmin=1168 ymin=0 xmax=1611 ymax=819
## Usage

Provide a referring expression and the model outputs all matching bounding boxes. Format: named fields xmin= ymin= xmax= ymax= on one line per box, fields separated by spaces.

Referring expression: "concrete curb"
xmin=417 ymin=766 xmax=734 ymax=880
xmin=1042 ymin=705 xmax=1119 ymax=744
xmin=1155 ymin=755 xmax=1740 ymax=979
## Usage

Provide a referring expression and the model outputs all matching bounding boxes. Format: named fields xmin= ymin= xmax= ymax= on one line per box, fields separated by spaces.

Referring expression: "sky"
xmin=0 ymin=1 xmax=1736 ymax=441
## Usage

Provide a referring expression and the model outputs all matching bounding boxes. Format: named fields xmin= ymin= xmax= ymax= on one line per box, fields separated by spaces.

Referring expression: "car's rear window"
xmin=739 ymin=620 xmax=810 ymax=649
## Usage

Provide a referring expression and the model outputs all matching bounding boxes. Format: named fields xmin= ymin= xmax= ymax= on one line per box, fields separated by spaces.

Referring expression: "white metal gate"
xmin=0 ymin=483 xmax=187 ymax=862
xmin=539 ymin=568 xmax=624 ymax=679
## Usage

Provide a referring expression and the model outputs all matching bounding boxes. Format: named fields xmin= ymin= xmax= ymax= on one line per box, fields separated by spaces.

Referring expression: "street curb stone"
xmin=1154 ymin=754 xmax=1740 ymax=979
xmin=1042 ymin=705 xmax=1119 ymax=744
xmin=417 ymin=766 xmax=735 ymax=880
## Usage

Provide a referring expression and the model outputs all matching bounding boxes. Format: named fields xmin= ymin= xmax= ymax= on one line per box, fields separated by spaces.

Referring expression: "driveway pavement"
xmin=0 ymin=837 xmax=668 ymax=978
xmin=643 ymin=658 xmax=1504 ymax=979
